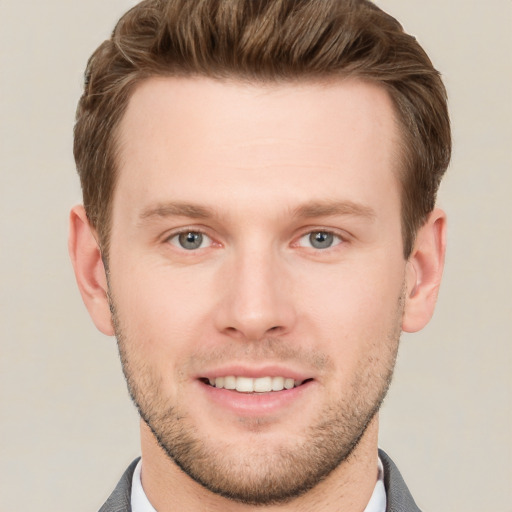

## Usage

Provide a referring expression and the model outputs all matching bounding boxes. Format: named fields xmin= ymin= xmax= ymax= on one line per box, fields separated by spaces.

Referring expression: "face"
xmin=108 ymin=77 xmax=407 ymax=504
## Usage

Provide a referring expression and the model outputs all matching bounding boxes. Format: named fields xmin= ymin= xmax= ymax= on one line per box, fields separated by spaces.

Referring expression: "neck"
xmin=139 ymin=416 xmax=380 ymax=512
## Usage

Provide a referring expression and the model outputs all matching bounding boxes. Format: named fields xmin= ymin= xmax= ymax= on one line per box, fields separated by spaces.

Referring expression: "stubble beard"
xmin=111 ymin=297 xmax=402 ymax=506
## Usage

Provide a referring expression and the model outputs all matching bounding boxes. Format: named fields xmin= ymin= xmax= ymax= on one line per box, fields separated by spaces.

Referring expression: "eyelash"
xmin=166 ymin=228 xmax=214 ymax=250
xmin=164 ymin=228 xmax=347 ymax=252
xmin=296 ymin=230 xmax=344 ymax=250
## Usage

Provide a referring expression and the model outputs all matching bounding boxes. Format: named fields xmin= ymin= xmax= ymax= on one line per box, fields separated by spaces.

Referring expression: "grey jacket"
xmin=99 ymin=449 xmax=421 ymax=512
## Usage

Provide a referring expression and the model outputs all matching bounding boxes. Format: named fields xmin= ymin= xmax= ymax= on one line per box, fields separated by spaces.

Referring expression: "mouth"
xmin=200 ymin=376 xmax=313 ymax=393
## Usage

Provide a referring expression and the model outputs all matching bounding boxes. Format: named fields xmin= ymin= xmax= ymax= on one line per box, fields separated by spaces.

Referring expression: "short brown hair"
xmin=74 ymin=0 xmax=451 ymax=258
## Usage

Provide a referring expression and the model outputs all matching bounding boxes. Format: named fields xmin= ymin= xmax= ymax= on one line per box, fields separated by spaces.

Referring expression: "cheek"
xmin=298 ymin=255 xmax=404 ymax=318
xmin=296 ymin=257 xmax=404 ymax=364
xmin=110 ymin=263 xmax=214 ymax=366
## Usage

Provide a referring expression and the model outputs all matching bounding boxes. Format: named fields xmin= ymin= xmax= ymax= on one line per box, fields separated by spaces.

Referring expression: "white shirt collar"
xmin=364 ymin=456 xmax=387 ymax=512
xmin=131 ymin=457 xmax=386 ymax=512
xmin=131 ymin=459 xmax=157 ymax=512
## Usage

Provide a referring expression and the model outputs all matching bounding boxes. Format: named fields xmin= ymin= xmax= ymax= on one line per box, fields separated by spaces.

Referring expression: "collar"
xmin=131 ymin=457 xmax=386 ymax=512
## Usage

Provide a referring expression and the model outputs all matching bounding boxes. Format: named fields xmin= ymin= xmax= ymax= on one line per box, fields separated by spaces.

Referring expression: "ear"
xmin=402 ymin=208 xmax=447 ymax=333
xmin=68 ymin=205 xmax=114 ymax=336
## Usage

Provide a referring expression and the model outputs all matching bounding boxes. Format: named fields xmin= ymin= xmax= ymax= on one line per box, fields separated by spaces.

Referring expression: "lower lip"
xmin=198 ymin=380 xmax=315 ymax=417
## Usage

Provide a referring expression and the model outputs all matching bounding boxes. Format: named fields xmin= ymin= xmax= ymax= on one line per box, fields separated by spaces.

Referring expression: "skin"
xmin=69 ymin=77 xmax=446 ymax=511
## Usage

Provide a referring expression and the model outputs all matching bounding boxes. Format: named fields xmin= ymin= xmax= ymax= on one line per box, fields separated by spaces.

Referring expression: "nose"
xmin=214 ymin=245 xmax=297 ymax=342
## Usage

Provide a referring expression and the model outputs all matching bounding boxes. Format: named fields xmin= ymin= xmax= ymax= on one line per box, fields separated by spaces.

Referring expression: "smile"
xmin=205 ymin=376 xmax=308 ymax=393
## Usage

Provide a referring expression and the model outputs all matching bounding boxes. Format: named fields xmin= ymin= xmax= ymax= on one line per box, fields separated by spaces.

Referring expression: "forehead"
xmin=114 ymin=76 xmax=401 ymax=221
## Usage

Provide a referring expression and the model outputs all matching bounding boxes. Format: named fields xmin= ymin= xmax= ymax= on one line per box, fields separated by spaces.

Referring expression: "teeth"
xmin=254 ymin=376 xmax=272 ymax=392
xmin=208 ymin=376 xmax=304 ymax=393
xmin=272 ymin=376 xmax=284 ymax=391
xmin=223 ymin=375 xmax=236 ymax=390
xmin=235 ymin=377 xmax=254 ymax=392
xmin=284 ymin=378 xmax=295 ymax=389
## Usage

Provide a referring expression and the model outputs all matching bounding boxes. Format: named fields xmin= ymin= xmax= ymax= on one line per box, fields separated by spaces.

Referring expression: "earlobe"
xmin=402 ymin=208 xmax=447 ymax=333
xmin=68 ymin=205 xmax=115 ymax=336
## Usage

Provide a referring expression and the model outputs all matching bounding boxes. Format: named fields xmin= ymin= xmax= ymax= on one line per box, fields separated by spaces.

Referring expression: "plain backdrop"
xmin=0 ymin=1 xmax=511 ymax=511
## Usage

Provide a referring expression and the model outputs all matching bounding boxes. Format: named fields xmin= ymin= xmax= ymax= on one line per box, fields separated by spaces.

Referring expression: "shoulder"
xmin=98 ymin=458 xmax=140 ymax=512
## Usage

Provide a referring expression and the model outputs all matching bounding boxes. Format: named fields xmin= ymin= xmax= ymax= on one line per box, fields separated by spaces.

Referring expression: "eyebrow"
xmin=138 ymin=199 xmax=376 ymax=224
xmin=292 ymin=200 xmax=376 ymax=220
xmin=138 ymin=202 xmax=216 ymax=223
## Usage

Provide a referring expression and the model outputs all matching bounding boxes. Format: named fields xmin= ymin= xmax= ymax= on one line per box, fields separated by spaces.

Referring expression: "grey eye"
xmin=176 ymin=232 xmax=205 ymax=250
xmin=297 ymin=231 xmax=341 ymax=250
xmin=309 ymin=231 xmax=334 ymax=249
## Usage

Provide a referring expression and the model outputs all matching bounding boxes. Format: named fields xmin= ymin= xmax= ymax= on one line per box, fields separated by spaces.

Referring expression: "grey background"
xmin=1 ymin=1 xmax=510 ymax=510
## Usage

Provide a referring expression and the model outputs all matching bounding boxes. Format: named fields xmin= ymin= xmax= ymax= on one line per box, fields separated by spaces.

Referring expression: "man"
xmin=68 ymin=0 xmax=450 ymax=510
